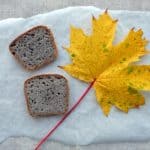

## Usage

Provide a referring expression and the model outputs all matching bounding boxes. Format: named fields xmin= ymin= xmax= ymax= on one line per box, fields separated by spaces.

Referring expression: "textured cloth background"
xmin=0 ymin=1 xmax=150 ymax=150
xmin=0 ymin=0 xmax=150 ymax=20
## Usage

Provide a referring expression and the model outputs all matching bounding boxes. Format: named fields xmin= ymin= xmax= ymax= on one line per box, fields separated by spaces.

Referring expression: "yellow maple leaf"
xmin=60 ymin=10 xmax=150 ymax=116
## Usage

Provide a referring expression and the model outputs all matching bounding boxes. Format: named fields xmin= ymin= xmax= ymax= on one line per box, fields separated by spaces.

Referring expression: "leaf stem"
xmin=34 ymin=80 xmax=96 ymax=150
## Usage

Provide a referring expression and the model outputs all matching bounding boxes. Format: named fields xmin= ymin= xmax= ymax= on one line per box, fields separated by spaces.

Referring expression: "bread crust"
xmin=24 ymin=74 xmax=69 ymax=117
xmin=9 ymin=25 xmax=58 ymax=71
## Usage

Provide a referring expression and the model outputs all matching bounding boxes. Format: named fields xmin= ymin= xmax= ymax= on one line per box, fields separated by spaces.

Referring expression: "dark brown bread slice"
xmin=24 ymin=74 xmax=69 ymax=117
xmin=9 ymin=26 xmax=57 ymax=70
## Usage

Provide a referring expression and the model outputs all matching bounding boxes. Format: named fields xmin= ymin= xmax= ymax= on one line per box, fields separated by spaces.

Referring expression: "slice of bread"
xmin=24 ymin=74 xmax=69 ymax=117
xmin=9 ymin=26 xmax=57 ymax=70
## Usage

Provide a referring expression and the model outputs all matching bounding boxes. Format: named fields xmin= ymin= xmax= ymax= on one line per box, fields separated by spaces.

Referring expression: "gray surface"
xmin=1 ymin=0 xmax=150 ymax=150
xmin=1 ymin=137 xmax=150 ymax=150
xmin=0 ymin=0 xmax=150 ymax=20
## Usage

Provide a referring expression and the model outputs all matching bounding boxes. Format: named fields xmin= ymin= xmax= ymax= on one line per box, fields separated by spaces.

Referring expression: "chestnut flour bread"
xmin=9 ymin=26 xmax=57 ymax=70
xmin=24 ymin=74 xmax=69 ymax=117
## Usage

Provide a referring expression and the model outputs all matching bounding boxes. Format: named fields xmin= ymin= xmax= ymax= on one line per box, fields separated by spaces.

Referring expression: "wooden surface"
xmin=0 ymin=0 xmax=150 ymax=150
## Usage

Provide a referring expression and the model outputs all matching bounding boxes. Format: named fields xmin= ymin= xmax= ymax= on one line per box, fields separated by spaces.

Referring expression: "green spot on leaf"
xmin=71 ymin=54 xmax=75 ymax=57
xmin=120 ymin=57 xmax=126 ymax=63
xmin=122 ymin=58 xmax=126 ymax=61
xmin=102 ymin=44 xmax=106 ymax=48
xmin=107 ymin=99 xmax=112 ymax=104
xmin=128 ymin=82 xmax=133 ymax=86
xmin=138 ymin=85 xmax=144 ymax=90
xmin=127 ymin=67 xmax=134 ymax=74
xmin=128 ymin=86 xmax=138 ymax=94
xmin=103 ymin=48 xmax=109 ymax=53
xmin=125 ymin=43 xmax=129 ymax=48
xmin=102 ymin=44 xmax=109 ymax=52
